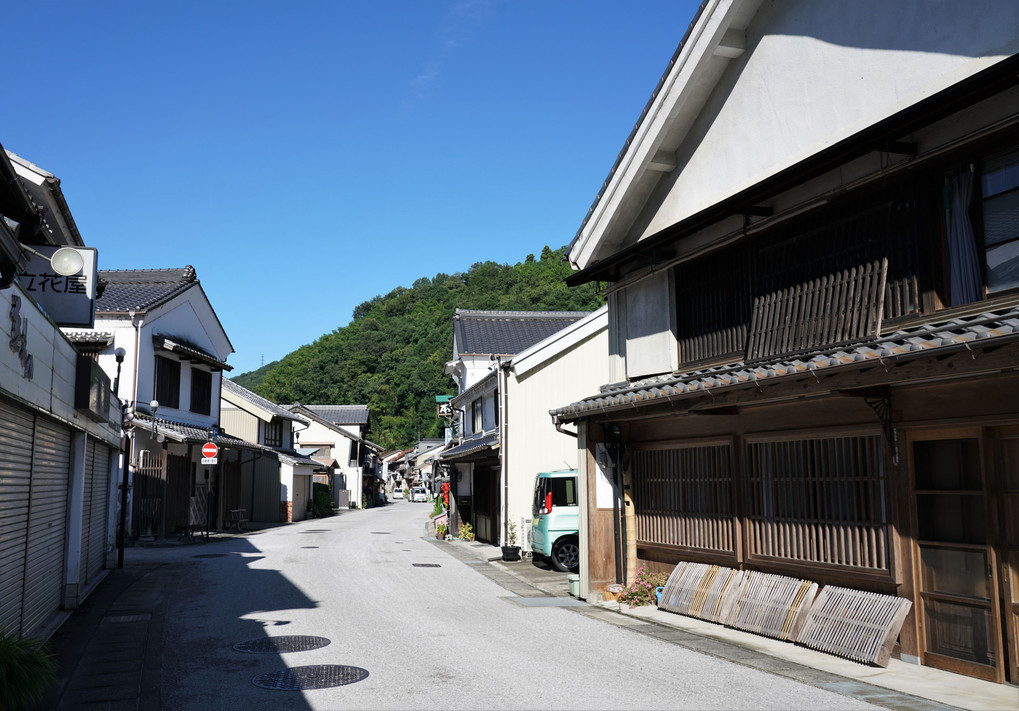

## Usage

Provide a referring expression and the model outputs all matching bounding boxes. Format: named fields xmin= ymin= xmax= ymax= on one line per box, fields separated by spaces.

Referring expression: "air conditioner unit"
xmin=522 ymin=517 xmax=533 ymax=553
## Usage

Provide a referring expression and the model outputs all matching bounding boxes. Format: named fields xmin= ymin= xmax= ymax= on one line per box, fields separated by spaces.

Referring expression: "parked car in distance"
xmin=531 ymin=470 xmax=580 ymax=573
xmin=392 ymin=487 xmax=404 ymax=499
xmin=410 ymin=487 xmax=428 ymax=502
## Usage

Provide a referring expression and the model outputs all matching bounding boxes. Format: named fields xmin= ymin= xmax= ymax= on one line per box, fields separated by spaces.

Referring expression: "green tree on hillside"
xmin=242 ymin=246 xmax=601 ymax=450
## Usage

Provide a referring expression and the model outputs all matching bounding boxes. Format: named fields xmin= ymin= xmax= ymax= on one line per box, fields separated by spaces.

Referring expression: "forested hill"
xmin=232 ymin=246 xmax=602 ymax=450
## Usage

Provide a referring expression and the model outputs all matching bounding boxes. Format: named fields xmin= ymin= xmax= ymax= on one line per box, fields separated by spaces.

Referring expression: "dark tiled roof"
xmin=154 ymin=334 xmax=232 ymax=371
xmin=298 ymin=404 xmax=369 ymax=426
xmin=129 ymin=413 xmax=258 ymax=450
xmin=453 ymin=309 xmax=591 ymax=356
xmin=222 ymin=379 xmax=307 ymax=423
xmin=129 ymin=414 xmax=316 ymax=470
xmin=552 ymin=307 xmax=1019 ymax=422
xmin=439 ymin=430 xmax=499 ymax=461
xmin=64 ymin=331 xmax=114 ymax=347
xmin=96 ymin=266 xmax=198 ymax=313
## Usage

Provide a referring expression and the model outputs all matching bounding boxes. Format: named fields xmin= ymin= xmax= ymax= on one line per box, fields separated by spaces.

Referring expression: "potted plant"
xmin=436 ymin=523 xmax=448 ymax=540
xmin=458 ymin=522 xmax=475 ymax=542
xmin=0 ymin=631 xmax=57 ymax=710
xmin=502 ymin=520 xmax=521 ymax=561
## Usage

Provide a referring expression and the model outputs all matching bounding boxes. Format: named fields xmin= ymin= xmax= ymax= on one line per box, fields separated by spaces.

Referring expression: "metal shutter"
xmin=21 ymin=416 xmax=71 ymax=637
xmin=0 ymin=400 xmax=34 ymax=634
xmin=81 ymin=439 xmax=111 ymax=584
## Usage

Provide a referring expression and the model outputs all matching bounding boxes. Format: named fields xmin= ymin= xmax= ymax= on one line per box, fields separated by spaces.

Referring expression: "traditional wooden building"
xmin=553 ymin=0 xmax=1019 ymax=684
xmin=440 ymin=309 xmax=592 ymax=543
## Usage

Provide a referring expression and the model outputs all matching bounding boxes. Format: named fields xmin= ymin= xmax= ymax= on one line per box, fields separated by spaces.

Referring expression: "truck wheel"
xmin=551 ymin=536 xmax=579 ymax=573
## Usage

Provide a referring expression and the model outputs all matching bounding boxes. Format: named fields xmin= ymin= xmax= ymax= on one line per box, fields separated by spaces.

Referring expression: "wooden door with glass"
xmin=909 ymin=430 xmax=1005 ymax=682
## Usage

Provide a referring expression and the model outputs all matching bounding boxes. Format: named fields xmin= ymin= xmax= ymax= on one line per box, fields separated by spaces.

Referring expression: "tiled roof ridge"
xmin=222 ymin=379 xmax=306 ymax=422
xmin=99 ymin=266 xmax=197 ymax=283
xmin=454 ymin=308 xmax=592 ymax=319
xmin=64 ymin=330 xmax=114 ymax=340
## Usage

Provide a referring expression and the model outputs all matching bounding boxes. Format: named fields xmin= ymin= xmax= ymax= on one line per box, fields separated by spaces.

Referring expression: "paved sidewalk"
xmin=435 ymin=538 xmax=1018 ymax=711
xmin=36 ymin=561 xmax=171 ymax=710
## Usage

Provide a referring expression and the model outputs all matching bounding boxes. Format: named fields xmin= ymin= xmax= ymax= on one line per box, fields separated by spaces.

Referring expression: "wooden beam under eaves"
xmin=881 ymin=141 xmax=918 ymax=156
xmin=834 ymin=385 xmax=891 ymax=399
xmin=690 ymin=405 xmax=740 ymax=416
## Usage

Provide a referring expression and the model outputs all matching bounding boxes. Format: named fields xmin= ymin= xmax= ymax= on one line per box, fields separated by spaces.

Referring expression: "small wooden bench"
xmin=227 ymin=508 xmax=248 ymax=532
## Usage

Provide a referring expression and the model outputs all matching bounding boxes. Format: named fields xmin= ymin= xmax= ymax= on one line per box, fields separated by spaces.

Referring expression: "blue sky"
xmin=4 ymin=1 xmax=700 ymax=375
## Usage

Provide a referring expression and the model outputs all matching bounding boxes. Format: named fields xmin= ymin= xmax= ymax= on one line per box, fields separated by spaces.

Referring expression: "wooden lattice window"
xmin=745 ymin=434 xmax=889 ymax=572
xmin=264 ymin=418 xmax=284 ymax=448
xmin=676 ymin=248 xmax=751 ymax=367
xmin=631 ymin=443 xmax=736 ymax=555
xmin=744 ymin=258 xmax=887 ymax=361
xmin=675 ymin=180 xmax=928 ymax=368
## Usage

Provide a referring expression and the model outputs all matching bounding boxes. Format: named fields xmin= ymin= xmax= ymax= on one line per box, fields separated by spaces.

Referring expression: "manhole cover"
xmin=234 ymin=636 xmax=331 ymax=654
xmin=191 ymin=553 xmax=228 ymax=559
xmin=412 ymin=563 xmax=441 ymax=568
xmin=252 ymin=664 xmax=368 ymax=690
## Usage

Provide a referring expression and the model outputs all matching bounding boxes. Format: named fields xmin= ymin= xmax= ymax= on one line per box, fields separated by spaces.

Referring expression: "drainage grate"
xmin=234 ymin=636 xmax=331 ymax=654
xmin=191 ymin=553 xmax=228 ymax=559
xmin=412 ymin=563 xmax=441 ymax=568
xmin=252 ymin=664 xmax=368 ymax=690
xmin=370 ymin=531 xmax=390 ymax=535
xmin=301 ymin=546 xmax=319 ymax=549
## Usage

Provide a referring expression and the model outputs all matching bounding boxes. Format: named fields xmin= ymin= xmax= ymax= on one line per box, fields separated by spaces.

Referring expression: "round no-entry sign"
xmin=202 ymin=442 xmax=219 ymax=458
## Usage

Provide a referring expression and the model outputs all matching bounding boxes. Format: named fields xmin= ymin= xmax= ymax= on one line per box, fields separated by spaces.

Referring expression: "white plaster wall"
xmin=2 ymin=286 xmax=119 ymax=445
xmin=460 ymin=355 xmax=496 ymax=391
xmin=503 ymin=324 xmax=608 ymax=548
xmin=2 ymin=285 xmax=75 ymax=418
xmin=300 ymin=418 xmax=361 ymax=508
xmin=90 ymin=285 xmax=230 ymax=429
xmin=643 ymin=0 xmax=1019 ymax=239
xmin=616 ymin=270 xmax=677 ymax=380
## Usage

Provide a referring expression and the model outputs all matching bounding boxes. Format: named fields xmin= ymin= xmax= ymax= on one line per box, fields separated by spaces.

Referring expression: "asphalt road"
xmin=142 ymin=501 xmax=881 ymax=710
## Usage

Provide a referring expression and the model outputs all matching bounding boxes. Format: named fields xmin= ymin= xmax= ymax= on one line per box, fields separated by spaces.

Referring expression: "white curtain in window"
xmin=946 ymin=166 xmax=983 ymax=306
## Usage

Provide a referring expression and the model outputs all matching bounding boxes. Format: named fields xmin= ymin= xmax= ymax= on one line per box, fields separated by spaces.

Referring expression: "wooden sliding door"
xmin=909 ymin=430 xmax=1005 ymax=682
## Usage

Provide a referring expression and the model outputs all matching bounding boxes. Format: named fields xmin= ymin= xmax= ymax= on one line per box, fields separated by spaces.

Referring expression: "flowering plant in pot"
xmin=436 ymin=523 xmax=448 ymax=539
xmin=501 ymin=520 xmax=521 ymax=561
xmin=618 ymin=564 xmax=669 ymax=608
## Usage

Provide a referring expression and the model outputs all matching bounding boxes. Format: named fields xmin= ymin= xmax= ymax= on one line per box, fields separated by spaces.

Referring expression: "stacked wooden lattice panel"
xmin=723 ymin=570 xmax=817 ymax=641
xmin=658 ymin=562 xmax=744 ymax=624
xmin=794 ymin=585 xmax=912 ymax=667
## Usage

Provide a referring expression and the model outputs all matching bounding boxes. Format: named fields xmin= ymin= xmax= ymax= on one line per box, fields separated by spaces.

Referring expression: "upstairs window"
xmin=153 ymin=355 xmax=181 ymax=409
xmin=190 ymin=368 xmax=212 ymax=415
xmin=675 ymin=182 xmax=927 ymax=367
xmin=981 ymin=147 xmax=1019 ymax=294
xmin=264 ymin=418 xmax=284 ymax=447
xmin=471 ymin=398 xmax=483 ymax=434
